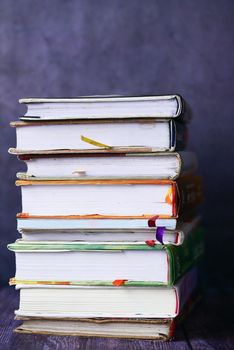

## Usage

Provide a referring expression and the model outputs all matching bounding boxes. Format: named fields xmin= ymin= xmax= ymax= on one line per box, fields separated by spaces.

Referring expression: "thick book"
xmin=19 ymin=95 xmax=189 ymax=121
xmin=13 ymin=267 xmax=198 ymax=320
xmin=14 ymin=289 xmax=201 ymax=340
xmin=17 ymin=216 xmax=200 ymax=245
xmin=9 ymin=119 xmax=187 ymax=153
xmin=8 ymin=226 xmax=204 ymax=286
xmin=16 ymin=151 xmax=197 ymax=181
xmin=15 ymin=175 xmax=202 ymax=218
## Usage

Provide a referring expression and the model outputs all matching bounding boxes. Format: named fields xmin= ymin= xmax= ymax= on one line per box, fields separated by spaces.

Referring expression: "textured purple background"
xmin=0 ymin=0 xmax=234 ymax=283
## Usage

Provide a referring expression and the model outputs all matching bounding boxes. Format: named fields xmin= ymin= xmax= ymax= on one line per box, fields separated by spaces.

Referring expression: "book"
xmin=19 ymin=95 xmax=189 ymax=121
xmin=15 ymin=175 xmax=202 ymax=218
xmin=13 ymin=267 xmax=198 ymax=320
xmin=14 ymin=317 xmax=178 ymax=340
xmin=17 ymin=216 xmax=200 ymax=245
xmin=9 ymin=119 xmax=187 ymax=153
xmin=16 ymin=151 xmax=197 ymax=181
xmin=8 ymin=226 xmax=204 ymax=286
xmin=17 ymin=215 xmax=178 ymax=231
xmin=14 ymin=289 xmax=201 ymax=340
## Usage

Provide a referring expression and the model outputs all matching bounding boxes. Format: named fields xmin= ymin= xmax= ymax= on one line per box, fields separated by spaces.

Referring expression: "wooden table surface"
xmin=0 ymin=286 xmax=233 ymax=350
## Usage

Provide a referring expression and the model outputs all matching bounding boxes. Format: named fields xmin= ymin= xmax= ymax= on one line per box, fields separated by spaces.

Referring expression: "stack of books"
xmin=8 ymin=95 xmax=203 ymax=340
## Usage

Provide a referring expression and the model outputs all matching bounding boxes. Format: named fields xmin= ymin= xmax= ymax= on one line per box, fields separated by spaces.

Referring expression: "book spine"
xmin=167 ymin=226 xmax=204 ymax=285
xmin=174 ymin=95 xmax=191 ymax=123
xmin=176 ymin=174 xmax=203 ymax=218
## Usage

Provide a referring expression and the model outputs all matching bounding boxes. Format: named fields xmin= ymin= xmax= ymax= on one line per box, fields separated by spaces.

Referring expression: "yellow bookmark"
xmin=81 ymin=135 xmax=112 ymax=149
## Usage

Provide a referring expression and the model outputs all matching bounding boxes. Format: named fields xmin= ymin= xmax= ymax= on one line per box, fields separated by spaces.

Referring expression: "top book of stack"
xmin=19 ymin=95 xmax=190 ymax=122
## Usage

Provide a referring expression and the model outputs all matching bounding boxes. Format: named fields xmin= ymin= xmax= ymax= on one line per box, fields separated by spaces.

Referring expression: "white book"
xmin=19 ymin=95 xmax=187 ymax=121
xmin=17 ymin=180 xmax=176 ymax=217
xmin=19 ymin=229 xmax=180 ymax=244
xmin=14 ymin=268 xmax=198 ymax=319
xmin=17 ymin=216 xmax=178 ymax=233
xmin=16 ymin=151 xmax=197 ymax=181
xmin=16 ymin=175 xmax=201 ymax=218
xmin=10 ymin=119 xmax=186 ymax=153
xmin=13 ymin=248 xmax=169 ymax=283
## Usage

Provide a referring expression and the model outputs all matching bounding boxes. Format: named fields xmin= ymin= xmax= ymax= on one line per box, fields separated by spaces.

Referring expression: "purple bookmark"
xmin=156 ymin=227 xmax=165 ymax=244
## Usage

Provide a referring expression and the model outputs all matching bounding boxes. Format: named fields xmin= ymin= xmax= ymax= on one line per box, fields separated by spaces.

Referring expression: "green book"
xmin=8 ymin=226 xmax=204 ymax=286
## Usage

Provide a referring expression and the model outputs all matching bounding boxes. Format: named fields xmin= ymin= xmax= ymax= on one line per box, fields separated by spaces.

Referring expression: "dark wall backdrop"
xmin=0 ymin=0 xmax=234 ymax=284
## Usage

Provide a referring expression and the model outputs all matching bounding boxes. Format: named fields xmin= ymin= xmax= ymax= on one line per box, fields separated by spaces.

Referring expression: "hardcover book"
xmin=10 ymin=119 xmax=187 ymax=153
xmin=19 ymin=94 xmax=190 ymax=121
xmin=8 ymin=226 xmax=204 ymax=286
xmin=15 ymin=175 xmax=202 ymax=218
xmin=17 ymin=214 xmax=178 ymax=231
xmin=13 ymin=267 xmax=198 ymax=320
xmin=16 ymin=151 xmax=197 ymax=181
